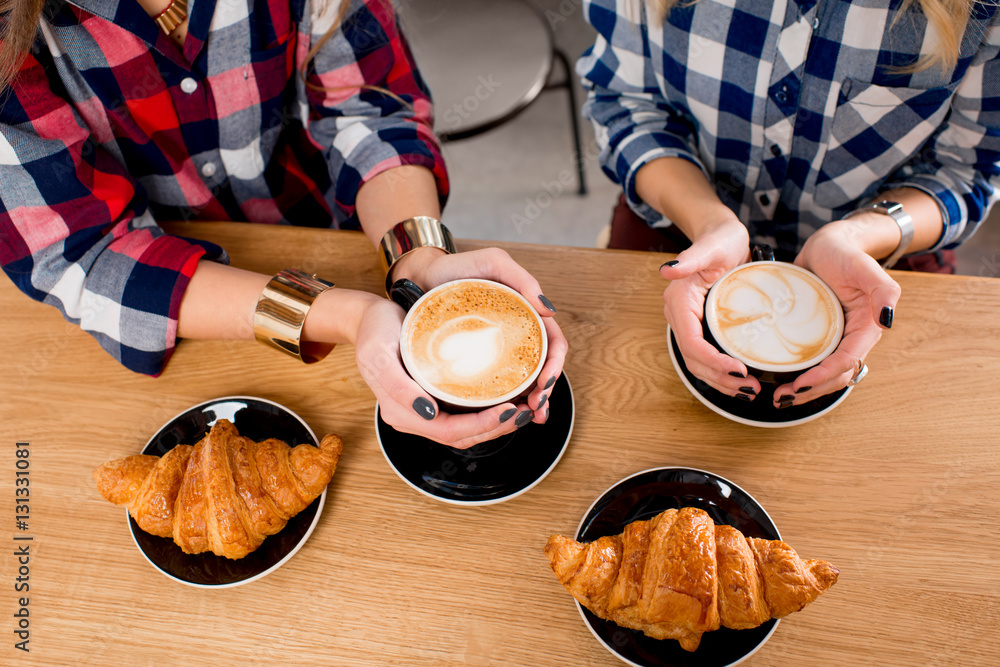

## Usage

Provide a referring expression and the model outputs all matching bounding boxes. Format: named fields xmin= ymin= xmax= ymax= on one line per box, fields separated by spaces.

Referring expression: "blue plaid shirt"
xmin=578 ymin=0 xmax=1000 ymax=257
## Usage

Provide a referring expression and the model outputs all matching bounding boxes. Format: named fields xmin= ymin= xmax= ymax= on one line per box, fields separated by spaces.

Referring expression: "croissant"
xmin=544 ymin=507 xmax=839 ymax=652
xmin=94 ymin=419 xmax=343 ymax=560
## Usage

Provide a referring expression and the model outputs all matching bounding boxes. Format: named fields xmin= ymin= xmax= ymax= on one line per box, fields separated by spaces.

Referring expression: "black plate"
xmin=129 ymin=396 xmax=325 ymax=588
xmin=574 ymin=467 xmax=780 ymax=667
xmin=667 ymin=326 xmax=851 ymax=428
xmin=376 ymin=374 xmax=574 ymax=505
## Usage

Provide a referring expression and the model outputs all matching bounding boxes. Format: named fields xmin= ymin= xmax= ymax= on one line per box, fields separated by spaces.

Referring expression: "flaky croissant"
xmin=544 ymin=507 xmax=839 ymax=652
xmin=94 ymin=419 xmax=343 ymax=560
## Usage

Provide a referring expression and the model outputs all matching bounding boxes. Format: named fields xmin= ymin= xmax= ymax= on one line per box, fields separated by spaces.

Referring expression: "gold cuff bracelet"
xmin=377 ymin=217 xmax=457 ymax=295
xmin=253 ymin=268 xmax=335 ymax=364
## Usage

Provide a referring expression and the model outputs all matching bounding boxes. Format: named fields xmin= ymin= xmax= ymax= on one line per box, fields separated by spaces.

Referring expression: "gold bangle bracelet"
xmin=377 ymin=217 xmax=457 ymax=295
xmin=253 ymin=269 xmax=336 ymax=364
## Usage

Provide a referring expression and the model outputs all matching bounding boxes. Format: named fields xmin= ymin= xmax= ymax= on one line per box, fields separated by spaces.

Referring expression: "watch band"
xmin=377 ymin=217 xmax=457 ymax=295
xmin=848 ymin=200 xmax=915 ymax=270
xmin=253 ymin=269 xmax=336 ymax=364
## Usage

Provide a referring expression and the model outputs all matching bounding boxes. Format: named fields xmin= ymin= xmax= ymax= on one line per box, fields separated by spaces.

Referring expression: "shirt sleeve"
xmin=296 ymin=0 xmax=449 ymax=227
xmin=577 ymin=0 xmax=707 ymax=224
xmin=0 ymin=45 xmax=225 ymax=375
xmin=883 ymin=12 xmax=1000 ymax=251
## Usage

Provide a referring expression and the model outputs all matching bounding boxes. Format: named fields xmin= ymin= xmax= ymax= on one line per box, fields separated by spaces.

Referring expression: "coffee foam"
xmin=707 ymin=263 xmax=842 ymax=370
xmin=405 ymin=282 xmax=543 ymax=402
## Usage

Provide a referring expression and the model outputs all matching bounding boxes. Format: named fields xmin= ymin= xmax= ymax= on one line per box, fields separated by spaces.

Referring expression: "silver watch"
xmin=850 ymin=200 xmax=914 ymax=269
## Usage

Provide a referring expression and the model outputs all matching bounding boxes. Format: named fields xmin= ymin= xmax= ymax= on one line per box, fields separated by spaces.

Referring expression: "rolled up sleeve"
xmin=296 ymin=0 xmax=449 ymax=227
xmin=578 ymin=0 xmax=706 ymax=224
xmin=886 ymin=13 xmax=1000 ymax=250
xmin=0 ymin=49 xmax=224 ymax=375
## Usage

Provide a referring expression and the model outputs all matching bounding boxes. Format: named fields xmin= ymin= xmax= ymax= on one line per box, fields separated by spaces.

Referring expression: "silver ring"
xmin=848 ymin=360 xmax=868 ymax=387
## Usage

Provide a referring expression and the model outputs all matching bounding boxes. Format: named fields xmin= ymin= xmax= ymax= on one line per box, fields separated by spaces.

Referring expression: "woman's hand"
xmin=774 ymin=219 xmax=900 ymax=407
xmin=353 ymin=167 xmax=565 ymax=443
xmin=659 ymin=217 xmax=757 ymax=399
xmin=378 ymin=247 xmax=568 ymax=444
xmin=353 ymin=296 xmax=543 ymax=449
xmin=399 ymin=247 xmax=567 ymax=426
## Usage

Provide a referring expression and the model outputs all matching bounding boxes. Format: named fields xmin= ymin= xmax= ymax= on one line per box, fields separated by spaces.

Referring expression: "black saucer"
xmin=574 ymin=468 xmax=781 ymax=667
xmin=129 ymin=397 xmax=325 ymax=588
xmin=376 ymin=374 xmax=574 ymax=505
xmin=666 ymin=326 xmax=851 ymax=428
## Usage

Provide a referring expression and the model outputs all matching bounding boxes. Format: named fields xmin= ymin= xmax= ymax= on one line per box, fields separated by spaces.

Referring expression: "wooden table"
xmin=2 ymin=223 xmax=998 ymax=666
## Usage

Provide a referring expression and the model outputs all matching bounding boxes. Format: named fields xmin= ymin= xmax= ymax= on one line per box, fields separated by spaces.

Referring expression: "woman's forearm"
xmin=837 ymin=187 xmax=946 ymax=260
xmin=634 ymin=157 xmax=741 ymax=240
xmin=176 ymin=260 xmax=379 ymax=346
xmin=637 ymin=157 xmax=945 ymax=261
xmin=354 ymin=164 xmax=447 ymax=281
xmin=178 ymin=165 xmax=444 ymax=346
xmin=355 ymin=165 xmax=442 ymax=243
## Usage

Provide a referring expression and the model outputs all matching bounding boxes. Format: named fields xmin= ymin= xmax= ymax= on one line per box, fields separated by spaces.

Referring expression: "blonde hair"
xmin=0 ymin=0 xmax=46 ymax=93
xmin=648 ymin=0 xmax=974 ymax=72
xmin=302 ymin=0 xmax=353 ymax=87
xmin=299 ymin=0 xmax=410 ymax=109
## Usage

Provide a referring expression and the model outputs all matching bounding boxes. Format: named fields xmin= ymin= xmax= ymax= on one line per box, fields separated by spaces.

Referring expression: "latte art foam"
xmin=405 ymin=281 xmax=544 ymax=402
xmin=707 ymin=263 xmax=843 ymax=370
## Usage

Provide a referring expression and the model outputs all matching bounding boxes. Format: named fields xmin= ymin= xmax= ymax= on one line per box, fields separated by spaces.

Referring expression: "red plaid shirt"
xmin=0 ymin=0 xmax=447 ymax=374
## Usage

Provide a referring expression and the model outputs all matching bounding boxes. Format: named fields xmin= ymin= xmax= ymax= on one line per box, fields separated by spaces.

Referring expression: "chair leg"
xmin=551 ymin=48 xmax=587 ymax=196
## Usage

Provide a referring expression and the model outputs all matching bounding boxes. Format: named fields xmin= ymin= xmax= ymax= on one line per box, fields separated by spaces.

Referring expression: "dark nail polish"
xmin=544 ymin=376 xmax=556 ymax=390
xmin=777 ymin=395 xmax=794 ymax=403
xmin=538 ymin=294 xmax=557 ymax=313
xmin=514 ymin=410 xmax=533 ymax=428
xmin=537 ymin=393 xmax=548 ymax=410
xmin=796 ymin=386 xmax=812 ymax=394
xmin=660 ymin=260 xmax=680 ymax=269
xmin=879 ymin=306 xmax=894 ymax=329
xmin=412 ymin=397 xmax=435 ymax=420
xmin=776 ymin=401 xmax=794 ymax=409
xmin=545 ymin=407 xmax=550 ymax=421
xmin=728 ymin=371 xmax=746 ymax=378
xmin=735 ymin=393 xmax=752 ymax=402
xmin=499 ymin=408 xmax=517 ymax=423
xmin=739 ymin=386 xmax=756 ymax=395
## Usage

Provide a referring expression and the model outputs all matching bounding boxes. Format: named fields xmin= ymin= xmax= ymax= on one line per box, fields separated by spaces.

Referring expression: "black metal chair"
xmin=400 ymin=0 xmax=587 ymax=194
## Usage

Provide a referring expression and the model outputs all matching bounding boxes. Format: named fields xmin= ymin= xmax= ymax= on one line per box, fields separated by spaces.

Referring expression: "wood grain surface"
xmin=1 ymin=222 xmax=998 ymax=666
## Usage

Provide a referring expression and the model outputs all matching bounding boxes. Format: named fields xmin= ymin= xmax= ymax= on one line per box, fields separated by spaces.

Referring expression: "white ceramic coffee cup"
xmin=704 ymin=250 xmax=845 ymax=381
xmin=396 ymin=279 xmax=548 ymax=411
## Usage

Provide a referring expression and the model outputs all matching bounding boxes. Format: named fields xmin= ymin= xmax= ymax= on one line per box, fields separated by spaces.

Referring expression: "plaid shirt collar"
xmin=57 ymin=0 xmax=214 ymax=67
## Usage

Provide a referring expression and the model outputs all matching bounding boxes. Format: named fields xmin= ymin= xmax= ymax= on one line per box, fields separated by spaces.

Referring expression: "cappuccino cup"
xmin=703 ymin=245 xmax=845 ymax=385
xmin=391 ymin=278 xmax=547 ymax=412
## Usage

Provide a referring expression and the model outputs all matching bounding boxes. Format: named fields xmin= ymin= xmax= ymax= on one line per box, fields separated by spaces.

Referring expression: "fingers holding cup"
xmin=664 ymin=280 xmax=761 ymax=400
xmin=771 ymin=308 xmax=881 ymax=407
xmin=394 ymin=278 xmax=549 ymax=443
xmin=528 ymin=316 xmax=567 ymax=424
xmin=692 ymin=246 xmax=851 ymax=414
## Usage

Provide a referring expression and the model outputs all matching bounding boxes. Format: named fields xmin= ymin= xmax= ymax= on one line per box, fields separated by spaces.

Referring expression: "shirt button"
xmin=759 ymin=193 xmax=771 ymax=206
xmin=180 ymin=77 xmax=198 ymax=94
xmin=775 ymin=90 xmax=788 ymax=104
xmin=201 ymin=162 xmax=217 ymax=178
xmin=813 ymin=17 xmax=820 ymax=29
xmin=770 ymin=144 xmax=782 ymax=157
